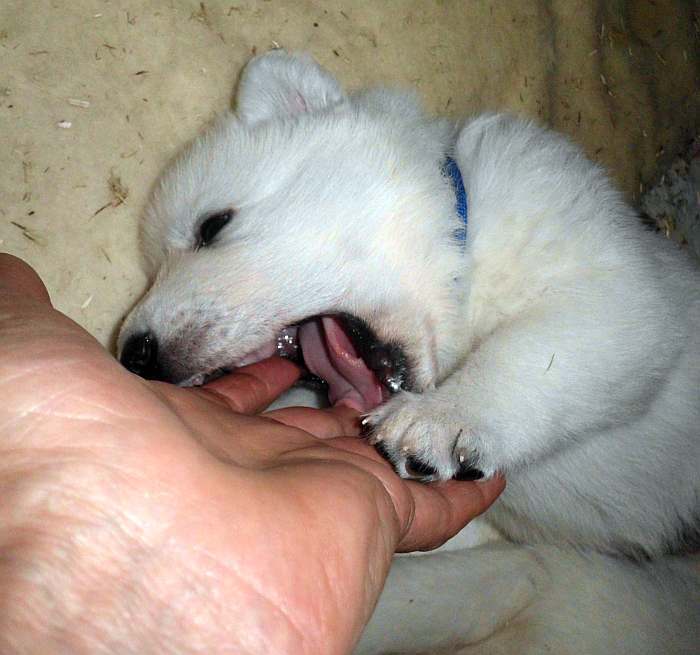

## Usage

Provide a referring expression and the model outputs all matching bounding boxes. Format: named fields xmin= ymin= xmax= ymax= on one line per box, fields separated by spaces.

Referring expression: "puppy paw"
xmin=365 ymin=392 xmax=493 ymax=482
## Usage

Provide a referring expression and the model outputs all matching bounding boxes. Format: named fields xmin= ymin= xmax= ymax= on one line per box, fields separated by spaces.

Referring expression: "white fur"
xmin=119 ymin=52 xmax=700 ymax=653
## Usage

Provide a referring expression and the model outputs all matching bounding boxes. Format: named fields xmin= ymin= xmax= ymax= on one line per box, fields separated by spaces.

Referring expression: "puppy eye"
xmin=197 ymin=209 xmax=234 ymax=249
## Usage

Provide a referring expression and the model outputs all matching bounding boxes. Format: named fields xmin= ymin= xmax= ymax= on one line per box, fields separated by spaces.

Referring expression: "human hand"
xmin=0 ymin=254 xmax=504 ymax=655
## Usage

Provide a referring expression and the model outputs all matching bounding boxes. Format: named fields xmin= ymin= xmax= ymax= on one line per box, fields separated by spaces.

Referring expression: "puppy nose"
xmin=120 ymin=332 xmax=162 ymax=379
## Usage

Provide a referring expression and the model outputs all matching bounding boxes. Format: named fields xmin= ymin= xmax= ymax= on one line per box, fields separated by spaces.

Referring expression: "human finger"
xmin=0 ymin=254 xmax=51 ymax=304
xmin=0 ymin=254 xmax=111 ymax=379
xmin=396 ymin=476 xmax=506 ymax=552
xmin=204 ymin=357 xmax=302 ymax=414
xmin=265 ymin=404 xmax=361 ymax=439
xmin=269 ymin=434 xmax=503 ymax=552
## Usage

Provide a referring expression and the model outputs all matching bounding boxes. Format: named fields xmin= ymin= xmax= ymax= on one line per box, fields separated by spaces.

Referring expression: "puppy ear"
xmin=235 ymin=50 xmax=345 ymax=124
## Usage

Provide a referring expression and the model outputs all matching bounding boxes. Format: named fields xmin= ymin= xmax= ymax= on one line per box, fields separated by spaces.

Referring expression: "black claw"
xmin=405 ymin=456 xmax=438 ymax=479
xmin=454 ymin=464 xmax=484 ymax=481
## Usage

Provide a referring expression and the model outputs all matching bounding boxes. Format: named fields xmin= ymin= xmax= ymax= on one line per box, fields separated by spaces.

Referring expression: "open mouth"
xmin=230 ymin=313 xmax=410 ymax=412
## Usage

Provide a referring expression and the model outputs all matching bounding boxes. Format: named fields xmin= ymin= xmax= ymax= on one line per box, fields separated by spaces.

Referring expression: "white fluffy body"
xmin=119 ymin=52 xmax=700 ymax=653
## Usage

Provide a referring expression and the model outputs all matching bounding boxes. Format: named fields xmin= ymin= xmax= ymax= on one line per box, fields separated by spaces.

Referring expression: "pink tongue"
xmin=299 ymin=317 xmax=384 ymax=412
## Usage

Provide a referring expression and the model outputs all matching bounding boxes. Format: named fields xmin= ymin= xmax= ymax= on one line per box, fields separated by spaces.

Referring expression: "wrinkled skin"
xmin=0 ymin=254 xmax=503 ymax=655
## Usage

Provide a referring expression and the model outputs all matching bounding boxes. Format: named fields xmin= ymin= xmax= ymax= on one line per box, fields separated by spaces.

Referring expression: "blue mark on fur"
xmin=443 ymin=156 xmax=467 ymax=245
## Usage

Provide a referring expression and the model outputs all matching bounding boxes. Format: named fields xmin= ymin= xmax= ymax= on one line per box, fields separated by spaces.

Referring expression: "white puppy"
xmin=119 ymin=51 xmax=700 ymax=653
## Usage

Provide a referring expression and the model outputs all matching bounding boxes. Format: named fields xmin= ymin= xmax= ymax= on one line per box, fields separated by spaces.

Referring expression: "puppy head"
xmin=118 ymin=51 xmax=464 ymax=410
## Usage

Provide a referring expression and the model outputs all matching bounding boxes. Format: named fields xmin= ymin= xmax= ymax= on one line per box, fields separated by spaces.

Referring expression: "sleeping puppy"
xmin=118 ymin=51 xmax=700 ymax=652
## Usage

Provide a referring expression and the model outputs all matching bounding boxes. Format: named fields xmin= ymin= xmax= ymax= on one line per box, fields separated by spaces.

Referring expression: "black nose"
xmin=120 ymin=332 xmax=162 ymax=379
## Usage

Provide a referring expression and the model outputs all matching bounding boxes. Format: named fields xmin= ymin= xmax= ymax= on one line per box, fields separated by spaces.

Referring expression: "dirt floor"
xmin=1 ymin=0 xmax=699 ymax=347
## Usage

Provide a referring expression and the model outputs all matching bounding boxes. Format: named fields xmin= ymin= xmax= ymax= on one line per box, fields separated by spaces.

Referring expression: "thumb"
xmin=0 ymin=254 xmax=51 ymax=304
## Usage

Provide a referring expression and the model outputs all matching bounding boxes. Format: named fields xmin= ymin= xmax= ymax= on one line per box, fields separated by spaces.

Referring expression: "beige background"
xmin=1 ymin=0 xmax=699 ymax=348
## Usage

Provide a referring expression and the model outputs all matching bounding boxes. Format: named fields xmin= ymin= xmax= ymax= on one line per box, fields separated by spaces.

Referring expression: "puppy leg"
xmin=354 ymin=545 xmax=546 ymax=655
xmin=356 ymin=546 xmax=700 ymax=655
xmin=368 ymin=302 xmax=678 ymax=480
